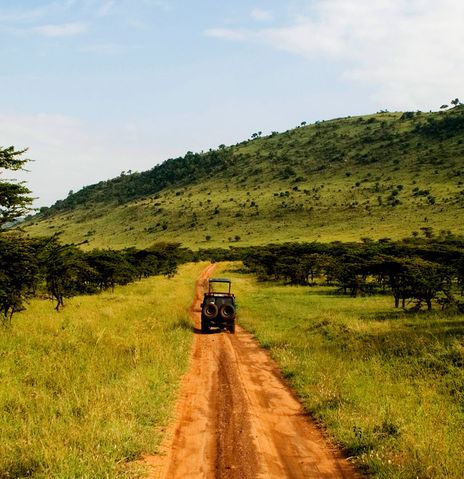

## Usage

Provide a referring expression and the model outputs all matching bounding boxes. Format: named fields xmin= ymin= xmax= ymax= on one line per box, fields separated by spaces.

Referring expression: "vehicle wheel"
xmin=203 ymin=303 xmax=218 ymax=319
xmin=219 ymin=304 xmax=236 ymax=320
xmin=228 ymin=321 xmax=235 ymax=334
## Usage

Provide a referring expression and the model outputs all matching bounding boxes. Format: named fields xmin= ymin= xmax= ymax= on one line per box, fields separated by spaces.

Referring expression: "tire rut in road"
xmin=212 ymin=339 xmax=259 ymax=478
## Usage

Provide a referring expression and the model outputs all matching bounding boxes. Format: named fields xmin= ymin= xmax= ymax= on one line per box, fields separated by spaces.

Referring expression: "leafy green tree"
xmin=123 ymin=242 xmax=181 ymax=279
xmin=0 ymin=146 xmax=33 ymax=225
xmin=0 ymin=234 xmax=41 ymax=323
xmin=41 ymin=237 xmax=97 ymax=310
xmin=84 ymin=249 xmax=136 ymax=291
xmin=330 ymin=256 xmax=369 ymax=296
xmin=146 ymin=242 xmax=182 ymax=277
xmin=382 ymin=257 xmax=451 ymax=310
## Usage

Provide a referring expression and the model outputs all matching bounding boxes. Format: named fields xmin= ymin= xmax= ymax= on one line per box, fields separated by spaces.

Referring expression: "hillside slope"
xmin=25 ymin=107 xmax=464 ymax=249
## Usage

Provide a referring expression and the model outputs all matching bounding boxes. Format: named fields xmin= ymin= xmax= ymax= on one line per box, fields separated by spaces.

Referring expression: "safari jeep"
xmin=201 ymin=278 xmax=236 ymax=334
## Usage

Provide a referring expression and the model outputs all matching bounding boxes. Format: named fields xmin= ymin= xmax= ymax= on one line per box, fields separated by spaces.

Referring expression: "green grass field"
xmin=2 ymin=259 xmax=464 ymax=478
xmin=222 ymin=264 xmax=464 ymax=478
xmin=24 ymin=108 xmax=464 ymax=249
xmin=0 ymin=262 xmax=205 ymax=479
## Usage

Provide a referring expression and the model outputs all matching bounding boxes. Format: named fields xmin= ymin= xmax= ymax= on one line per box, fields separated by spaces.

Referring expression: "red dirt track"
xmin=144 ymin=264 xmax=359 ymax=478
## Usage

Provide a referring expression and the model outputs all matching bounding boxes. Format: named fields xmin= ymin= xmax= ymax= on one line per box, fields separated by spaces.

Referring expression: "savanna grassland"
xmin=8 ymin=105 xmax=464 ymax=478
xmin=220 ymin=263 xmax=464 ymax=478
xmin=0 ymin=262 xmax=204 ymax=479
xmin=24 ymin=107 xmax=464 ymax=249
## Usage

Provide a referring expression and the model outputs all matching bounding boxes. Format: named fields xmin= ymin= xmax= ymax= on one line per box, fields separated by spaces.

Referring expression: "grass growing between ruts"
xmin=0 ymin=262 xmax=205 ymax=479
xmin=223 ymin=264 xmax=464 ymax=479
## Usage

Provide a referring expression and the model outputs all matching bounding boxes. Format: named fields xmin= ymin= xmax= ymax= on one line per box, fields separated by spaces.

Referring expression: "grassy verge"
xmin=221 ymin=264 xmax=464 ymax=478
xmin=0 ymin=262 xmax=205 ymax=479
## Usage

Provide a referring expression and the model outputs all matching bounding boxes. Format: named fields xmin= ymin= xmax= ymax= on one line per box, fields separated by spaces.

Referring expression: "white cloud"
xmin=33 ymin=22 xmax=87 ymax=37
xmin=250 ymin=8 xmax=273 ymax=22
xmin=207 ymin=0 xmax=464 ymax=110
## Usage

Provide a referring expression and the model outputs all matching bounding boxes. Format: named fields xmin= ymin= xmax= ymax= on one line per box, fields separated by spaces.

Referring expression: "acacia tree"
xmin=0 ymin=146 xmax=36 ymax=323
xmin=404 ymin=258 xmax=452 ymax=310
xmin=0 ymin=146 xmax=33 ymax=225
xmin=40 ymin=237 xmax=97 ymax=311
xmin=0 ymin=234 xmax=41 ymax=324
xmin=84 ymin=249 xmax=136 ymax=291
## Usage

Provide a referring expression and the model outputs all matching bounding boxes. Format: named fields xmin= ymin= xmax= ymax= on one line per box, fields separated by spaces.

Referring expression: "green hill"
xmin=24 ymin=107 xmax=464 ymax=249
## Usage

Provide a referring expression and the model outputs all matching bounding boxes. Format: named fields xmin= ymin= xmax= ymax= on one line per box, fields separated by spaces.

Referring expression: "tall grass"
xmin=0 ymin=262 xmax=204 ymax=478
xmin=224 ymin=265 xmax=464 ymax=478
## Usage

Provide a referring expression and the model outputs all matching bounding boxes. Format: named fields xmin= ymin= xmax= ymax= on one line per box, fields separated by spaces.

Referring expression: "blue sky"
xmin=1 ymin=0 xmax=463 ymax=207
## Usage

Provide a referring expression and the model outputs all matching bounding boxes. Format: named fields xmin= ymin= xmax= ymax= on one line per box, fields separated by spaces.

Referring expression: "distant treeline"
xmin=198 ymin=235 xmax=464 ymax=311
xmin=3 ymin=233 xmax=464 ymax=324
xmin=0 ymin=234 xmax=189 ymax=323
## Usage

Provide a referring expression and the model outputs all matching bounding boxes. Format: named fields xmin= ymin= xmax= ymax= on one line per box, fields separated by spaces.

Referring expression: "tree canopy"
xmin=0 ymin=146 xmax=33 ymax=225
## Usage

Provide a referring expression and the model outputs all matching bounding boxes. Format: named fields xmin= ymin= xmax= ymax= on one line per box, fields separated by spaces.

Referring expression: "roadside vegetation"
xmin=24 ymin=104 xmax=464 ymax=249
xmin=1 ymin=152 xmax=202 ymax=477
xmin=239 ymin=235 xmax=464 ymax=312
xmin=2 ymin=146 xmax=187 ymax=325
xmin=0 ymin=262 xmax=203 ymax=478
xmin=218 ymin=262 xmax=464 ymax=478
xmin=0 ymin=233 xmax=188 ymax=324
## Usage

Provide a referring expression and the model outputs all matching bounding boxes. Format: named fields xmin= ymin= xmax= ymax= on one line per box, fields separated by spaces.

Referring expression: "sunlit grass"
xmin=221 ymin=263 xmax=464 ymax=478
xmin=24 ymin=110 xmax=464 ymax=249
xmin=26 ymin=185 xmax=463 ymax=250
xmin=0 ymin=262 xmax=205 ymax=478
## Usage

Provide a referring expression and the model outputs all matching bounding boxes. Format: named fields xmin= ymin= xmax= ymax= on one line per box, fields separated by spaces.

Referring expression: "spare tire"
xmin=203 ymin=303 xmax=218 ymax=319
xmin=220 ymin=304 xmax=236 ymax=320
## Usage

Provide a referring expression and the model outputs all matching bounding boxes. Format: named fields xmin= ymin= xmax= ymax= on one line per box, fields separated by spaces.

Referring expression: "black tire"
xmin=228 ymin=321 xmax=236 ymax=334
xmin=203 ymin=303 xmax=218 ymax=319
xmin=219 ymin=304 xmax=236 ymax=320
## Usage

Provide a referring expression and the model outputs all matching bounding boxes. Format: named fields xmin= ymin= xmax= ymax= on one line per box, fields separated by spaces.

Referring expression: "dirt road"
xmin=144 ymin=264 xmax=359 ymax=478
